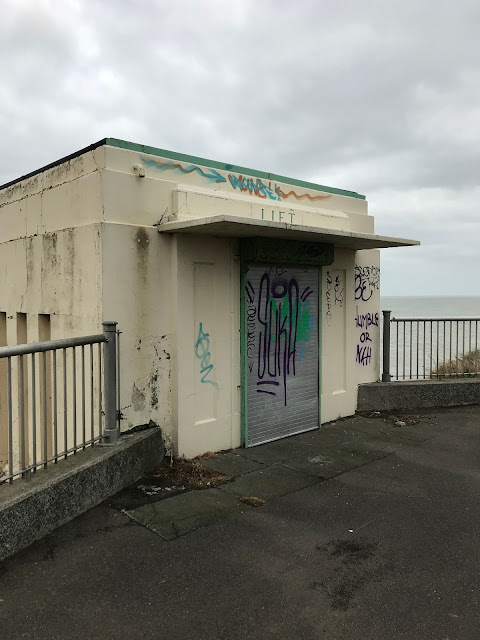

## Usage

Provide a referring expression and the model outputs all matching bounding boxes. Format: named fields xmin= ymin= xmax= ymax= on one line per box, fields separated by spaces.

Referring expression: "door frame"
xmin=240 ymin=238 xmax=334 ymax=447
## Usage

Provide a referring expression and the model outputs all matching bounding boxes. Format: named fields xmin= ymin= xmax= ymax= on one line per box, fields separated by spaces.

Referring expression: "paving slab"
xmin=219 ymin=463 xmax=319 ymax=501
xmin=126 ymin=488 xmax=249 ymax=539
xmin=286 ymin=446 xmax=394 ymax=478
xmin=194 ymin=452 xmax=264 ymax=477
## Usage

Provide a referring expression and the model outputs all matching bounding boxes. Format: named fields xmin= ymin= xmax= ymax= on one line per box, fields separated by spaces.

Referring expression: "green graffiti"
xmin=297 ymin=299 xmax=314 ymax=343
xmin=270 ymin=296 xmax=314 ymax=344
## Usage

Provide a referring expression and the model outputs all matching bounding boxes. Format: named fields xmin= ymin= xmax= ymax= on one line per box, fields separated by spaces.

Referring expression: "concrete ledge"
xmin=0 ymin=426 xmax=164 ymax=561
xmin=358 ymin=379 xmax=480 ymax=412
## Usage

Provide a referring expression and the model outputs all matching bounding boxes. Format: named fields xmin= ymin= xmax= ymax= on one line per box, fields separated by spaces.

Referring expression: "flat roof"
xmin=158 ymin=215 xmax=420 ymax=250
xmin=0 ymin=138 xmax=366 ymax=201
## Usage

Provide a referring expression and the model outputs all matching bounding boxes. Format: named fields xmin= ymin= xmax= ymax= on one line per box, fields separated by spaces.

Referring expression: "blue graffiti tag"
xmin=228 ymin=174 xmax=281 ymax=201
xmin=195 ymin=323 xmax=218 ymax=388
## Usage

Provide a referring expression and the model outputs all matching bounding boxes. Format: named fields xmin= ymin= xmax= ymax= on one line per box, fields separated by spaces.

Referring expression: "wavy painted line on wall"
xmin=142 ymin=154 xmax=332 ymax=202
xmin=142 ymin=157 xmax=226 ymax=184
xmin=277 ymin=188 xmax=331 ymax=202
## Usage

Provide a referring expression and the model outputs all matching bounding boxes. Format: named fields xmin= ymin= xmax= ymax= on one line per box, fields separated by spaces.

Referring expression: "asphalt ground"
xmin=1 ymin=406 xmax=479 ymax=639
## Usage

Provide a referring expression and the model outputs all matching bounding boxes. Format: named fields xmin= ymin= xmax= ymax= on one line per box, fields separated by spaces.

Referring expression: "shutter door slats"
xmin=246 ymin=264 xmax=319 ymax=446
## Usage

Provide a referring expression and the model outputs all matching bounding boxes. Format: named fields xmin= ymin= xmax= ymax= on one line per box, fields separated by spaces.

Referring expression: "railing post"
xmin=102 ymin=321 xmax=119 ymax=445
xmin=382 ymin=310 xmax=393 ymax=382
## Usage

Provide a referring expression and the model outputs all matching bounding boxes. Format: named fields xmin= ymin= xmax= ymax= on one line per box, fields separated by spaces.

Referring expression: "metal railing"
xmin=382 ymin=311 xmax=480 ymax=381
xmin=0 ymin=321 xmax=118 ymax=484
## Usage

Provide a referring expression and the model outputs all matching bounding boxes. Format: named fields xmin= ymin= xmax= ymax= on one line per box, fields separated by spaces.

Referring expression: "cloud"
xmin=1 ymin=0 xmax=479 ymax=295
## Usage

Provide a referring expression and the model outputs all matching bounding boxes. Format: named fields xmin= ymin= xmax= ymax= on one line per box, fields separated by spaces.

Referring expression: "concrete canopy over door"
xmin=241 ymin=238 xmax=334 ymax=447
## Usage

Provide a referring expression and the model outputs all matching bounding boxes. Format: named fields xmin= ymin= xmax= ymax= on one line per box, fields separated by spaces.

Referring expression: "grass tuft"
xmin=431 ymin=349 xmax=480 ymax=378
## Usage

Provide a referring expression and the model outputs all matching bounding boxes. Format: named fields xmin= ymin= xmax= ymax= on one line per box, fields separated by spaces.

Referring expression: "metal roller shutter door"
xmin=245 ymin=264 xmax=319 ymax=446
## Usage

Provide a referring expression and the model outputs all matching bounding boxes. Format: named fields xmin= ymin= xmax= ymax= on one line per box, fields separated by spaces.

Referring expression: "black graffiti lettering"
xmin=355 ymin=265 xmax=380 ymax=302
xmin=356 ymin=344 xmax=372 ymax=366
xmin=334 ymin=275 xmax=344 ymax=307
xmin=325 ymin=270 xmax=333 ymax=326
xmin=255 ymin=270 xmax=302 ymax=405
xmin=287 ymin=279 xmax=299 ymax=377
xmin=257 ymin=273 xmax=270 ymax=380
xmin=247 ymin=303 xmax=257 ymax=372
xmin=269 ymin=265 xmax=287 ymax=276
xmin=355 ymin=306 xmax=379 ymax=329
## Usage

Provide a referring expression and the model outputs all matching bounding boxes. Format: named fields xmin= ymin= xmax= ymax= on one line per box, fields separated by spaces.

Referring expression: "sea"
xmin=380 ymin=296 xmax=480 ymax=318
xmin=379 ymin=297 xmax=480 ymax=379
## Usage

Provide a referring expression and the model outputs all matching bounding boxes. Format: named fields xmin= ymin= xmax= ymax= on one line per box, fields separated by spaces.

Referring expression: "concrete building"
xmin=0 ymin=138 xmax=418 ymax=458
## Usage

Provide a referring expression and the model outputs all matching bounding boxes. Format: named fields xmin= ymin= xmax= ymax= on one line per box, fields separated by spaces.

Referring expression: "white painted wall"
xmin=321 ymin=248 xmax=381 ymax=424
xmin=171 ymin=234 xmax=240 ymax=458
xmin=353 ymin=250 xmax=381 ymax=384
xmin=321 ymin=248 xmax=356 ymax=422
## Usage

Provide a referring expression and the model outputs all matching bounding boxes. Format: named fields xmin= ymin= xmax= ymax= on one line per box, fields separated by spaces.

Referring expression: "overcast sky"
xmin=1 ymin=0 xmax=479 ymax=296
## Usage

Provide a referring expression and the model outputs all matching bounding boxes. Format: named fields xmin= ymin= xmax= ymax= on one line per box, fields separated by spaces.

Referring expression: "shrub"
xmin=431 ymin=349 xmax=480 ymax=378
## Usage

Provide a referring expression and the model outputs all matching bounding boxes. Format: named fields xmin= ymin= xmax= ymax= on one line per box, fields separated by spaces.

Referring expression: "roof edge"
xmin=0 ymin=139 xmax=108 ymax=192
xmin=105 ymin=138 xmax=366 ymax=200
xmin=0 ymin=137 xmax=366 ymax=202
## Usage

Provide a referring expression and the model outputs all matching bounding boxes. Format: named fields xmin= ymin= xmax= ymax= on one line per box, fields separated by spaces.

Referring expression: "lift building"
xmin=0 ymin=138 xmax=418 ymax=458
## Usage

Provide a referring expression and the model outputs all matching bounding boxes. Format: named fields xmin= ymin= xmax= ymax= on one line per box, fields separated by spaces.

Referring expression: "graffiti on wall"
xmin=354 ymin=264 xmax=380 ymax=366
xmin=246 ymin=267 xmax=315 ymax=406
xmin=195 ymin=323 xmax=218 ymax=388
xmin=355 ymin=306 xmax=379 ymax=366
xmin=229 ymin=174 xmax=332 ymax=203
xmin=335 ymin=274 xmax=344 ymax=307
xmin=325 ymin=270 xmax=344 ymax=326
xmin=355 ymin=265 xmax=380 ymax=302
xmin=142 ymin=157 xmax=227 ymax=184
xmin=229 ymin=174 xmax=281 ymax=201
xmin=325 ymin=271 xmax=333 ymax=326
xmin=142 ymin=155 xmax=332 ymax=204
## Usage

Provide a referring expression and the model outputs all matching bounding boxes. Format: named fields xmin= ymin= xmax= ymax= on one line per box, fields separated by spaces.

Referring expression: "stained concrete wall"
xmin=358 ymin=379 xmax=480 ymax=411
xmin=0 ymin=148 xmax=105 ymax=340
xmin=101 ymin=223 xmax=174 ymax=447
xmin=0 ymin=152 xmax=106 ymax=476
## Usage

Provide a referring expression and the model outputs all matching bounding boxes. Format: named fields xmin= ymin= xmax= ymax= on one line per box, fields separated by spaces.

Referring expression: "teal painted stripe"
xmin=105 ymin=137 xmax=366 ymax=201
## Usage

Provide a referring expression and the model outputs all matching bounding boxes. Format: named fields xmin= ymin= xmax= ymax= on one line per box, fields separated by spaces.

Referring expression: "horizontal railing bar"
xmin=391 ymin=316 xmax=480 ymax=322
xmin=0 ymin=334 xmax=106 ymax=359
